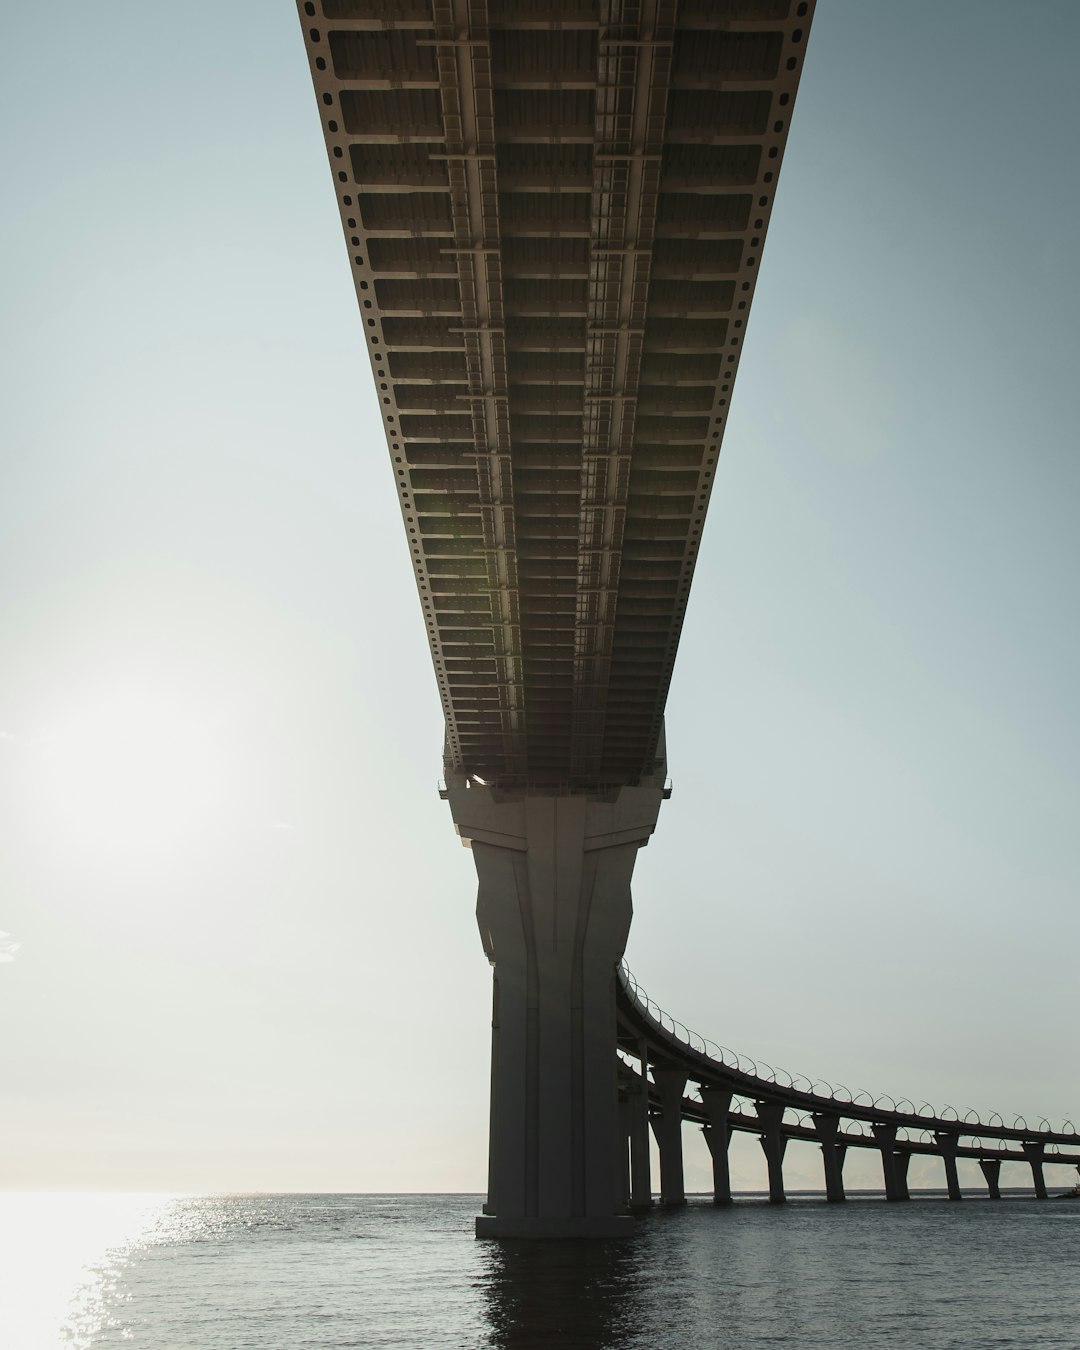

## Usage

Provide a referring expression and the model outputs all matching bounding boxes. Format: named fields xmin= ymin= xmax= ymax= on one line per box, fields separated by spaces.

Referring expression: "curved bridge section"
xmin=617 ymin=964 xmax=1080 ymax=1203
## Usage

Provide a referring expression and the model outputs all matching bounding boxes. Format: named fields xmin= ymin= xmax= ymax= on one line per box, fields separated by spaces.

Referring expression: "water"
xmin=2 ymin=1192 xmax=1079 ymax=1349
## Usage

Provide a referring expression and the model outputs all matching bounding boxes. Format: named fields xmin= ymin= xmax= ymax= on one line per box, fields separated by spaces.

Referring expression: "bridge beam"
xmin=448 ymin=777 xmax=663 ymax=1238
xmin=978 ymin=1157 xmax=1003 ymax=1199
xmin=701 ymin=1086 xmax=733 ymax=1205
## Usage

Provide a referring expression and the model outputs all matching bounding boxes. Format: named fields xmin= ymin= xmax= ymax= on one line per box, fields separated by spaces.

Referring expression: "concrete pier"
xmin=447 ymin=778 xmax=663 ymax=1238
xmin=651 ymin=1068 xmax=689 ymax=1206
xmin=617 ymin=1093 xmax=633 ymax=1212
xmin=701 ymin=1087 xmax=734 ymax=1205
xmin=1022 ymin=1141 xmax=1048 ymax=1199
xmin=872 ymin=1124 xmax=909 ymax=1200
xmin=979 ymin=1157 xmax=1003 ymax=1199
xmin=936 ymin=1132 xmax=963 ymax=1200
xmin=626 ymin=1065 xmax=653 ymax=1211
xmin=757 ymin=1101 xmax=788 ymax=1203
xmin=895 ymin=1150 xmax=912 ymax=1200
xmin=814 ymin=1113 xmax=847 ymax=1202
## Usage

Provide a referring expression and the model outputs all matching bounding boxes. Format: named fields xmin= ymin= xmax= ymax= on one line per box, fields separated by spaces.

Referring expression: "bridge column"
xmin=1022 ymin=1141 xmax=1048 ymax=1199
xmin=978 ymin=1157 xmax=1002 ymax=1199
xmin=871 ymin=1124 xmax=908 ymax=1200
xmin=756 ymin=1101 xmax=787 ymax=1203
xmin=894 ymin=1150 xmax=912 ymax=1201
xmin=813 ymin=1114 xmax=846 ymax=1202
xmin=617 ymin=1092 xmax=632 ymax=1212
xmin=701 ymin=1086 xmax=733 ymax=1205
xmin=651 ymin=1068 xmax=688 ymax=1206
xmin=447 ymin=779 xmax=663 ymax=1238
xmin=626 ymin=1045 xmax=653 ymax=1210
xmin=935 ymin=1132 xmax=963 ymax=1201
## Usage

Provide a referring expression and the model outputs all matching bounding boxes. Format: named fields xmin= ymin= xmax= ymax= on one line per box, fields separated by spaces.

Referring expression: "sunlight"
xmin=29 ymin=682 xmax=232 ymax=862
xmin=0 ymin=1192 xmax=179 ymax=1350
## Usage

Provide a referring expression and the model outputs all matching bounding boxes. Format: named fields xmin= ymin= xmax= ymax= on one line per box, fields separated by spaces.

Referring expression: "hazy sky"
xmin=2 ymin=2 xmax=1078 ymax=1195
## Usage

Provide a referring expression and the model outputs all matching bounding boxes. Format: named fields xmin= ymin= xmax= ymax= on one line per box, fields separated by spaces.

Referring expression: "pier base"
xmin=476 ymin=1214 xmax=635 ymax=1239
xmin=446 ymin=777 xmax=664 ymax=1238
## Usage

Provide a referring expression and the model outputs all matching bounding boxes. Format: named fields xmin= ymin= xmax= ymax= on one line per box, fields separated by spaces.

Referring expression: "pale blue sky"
xmin=1 ymin=2 xmax=1077 ymax=1193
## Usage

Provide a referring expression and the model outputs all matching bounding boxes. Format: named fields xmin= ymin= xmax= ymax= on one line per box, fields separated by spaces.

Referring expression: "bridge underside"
xmin=301 ymin=0 xmax=811 ymax=793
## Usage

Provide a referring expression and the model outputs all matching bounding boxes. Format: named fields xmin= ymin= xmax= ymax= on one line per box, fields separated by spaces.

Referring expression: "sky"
xmin=1 ymin=1 xmax=1078 ymax=1195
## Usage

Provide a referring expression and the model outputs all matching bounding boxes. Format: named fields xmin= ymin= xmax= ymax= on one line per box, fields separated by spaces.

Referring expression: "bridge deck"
xmin=617 ymin=965 xmax=1080 ymax=1166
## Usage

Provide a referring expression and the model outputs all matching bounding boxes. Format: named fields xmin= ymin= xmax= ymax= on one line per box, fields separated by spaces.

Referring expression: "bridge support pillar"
xmin=446 ymin=778 xmax=663 ymax=1238
xmin=701 ymin=1087 xmax=733 ymax=1205
xmin=935 ymin=1133 xmax=963 ymax=1200
xmin=1022 ymin=1141 xmax=1048 ymax=1199
xmin=978 ymin=1157 xmax=1002 ymax=1199
xmin=894 ymin=1150 xmax=911 ymax=1200
xmin=756 ymin=1101 xmax=788 ymax=1203
xmin=626 ymin=1047 xmax=653 ymax=1210
xmin=872 ymin=1125 xmax=909 ymax=1200
xmin=651 ymin=1068 xmax=689 ymax=1206
xmin=617 ymin=1092 xmax=632 ymax=1212
xmin=813 ymin=1113 xmax=846 ymax=1202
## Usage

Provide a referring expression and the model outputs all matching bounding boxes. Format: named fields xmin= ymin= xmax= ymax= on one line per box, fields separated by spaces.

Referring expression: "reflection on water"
xmin=477 ymin=1236 xmax=638 ymax=1350
xmin=476 ymin=1197 xmax=1080 ymax=1350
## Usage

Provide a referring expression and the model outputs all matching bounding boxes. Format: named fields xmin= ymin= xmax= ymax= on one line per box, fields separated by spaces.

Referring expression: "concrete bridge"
xmin=297 ymin=0 xmax=1071 ymax=1235
xmin=618 ymin=965 xmax=1080 ymax=1210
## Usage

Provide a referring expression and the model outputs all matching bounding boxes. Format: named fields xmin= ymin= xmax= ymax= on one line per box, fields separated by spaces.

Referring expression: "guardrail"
xmin=617 ymin=961 xmax=1076 ymax=1144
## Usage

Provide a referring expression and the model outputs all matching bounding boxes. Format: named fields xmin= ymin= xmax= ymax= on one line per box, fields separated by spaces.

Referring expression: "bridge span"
xmin=617 ymin=966 xmax=1080 ymax=1207
xmin=298 ymin=1 xmax=1068 ymax=1235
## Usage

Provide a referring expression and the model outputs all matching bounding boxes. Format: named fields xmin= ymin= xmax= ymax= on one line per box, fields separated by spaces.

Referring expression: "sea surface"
xmin=2 ymin=1191 xmax=1079 ymax=1349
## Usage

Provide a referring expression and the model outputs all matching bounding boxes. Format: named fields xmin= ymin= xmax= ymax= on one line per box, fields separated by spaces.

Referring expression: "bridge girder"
xmin=300 ymin=0 xmax=813 ymax=792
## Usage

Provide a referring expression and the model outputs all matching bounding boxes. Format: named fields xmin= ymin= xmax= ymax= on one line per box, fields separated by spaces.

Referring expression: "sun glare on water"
xmin=0 ymin=1193 xmax=181 ymax=1349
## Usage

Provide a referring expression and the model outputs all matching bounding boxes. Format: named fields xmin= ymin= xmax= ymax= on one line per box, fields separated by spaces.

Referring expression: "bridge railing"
xmin=617 ymin=961 xmax=1077 ymax=1146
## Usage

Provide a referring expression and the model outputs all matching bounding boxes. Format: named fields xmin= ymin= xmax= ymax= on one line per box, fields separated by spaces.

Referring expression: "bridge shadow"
xmin=476 ymin=1237 xmax=639 ymax=1350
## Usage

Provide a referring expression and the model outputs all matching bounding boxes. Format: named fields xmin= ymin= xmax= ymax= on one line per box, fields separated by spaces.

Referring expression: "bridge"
xmin=297 ymin=1 xmax=1073 ymax=1235
xmin=617 ymin=965 xmax=1080 ymax=1207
